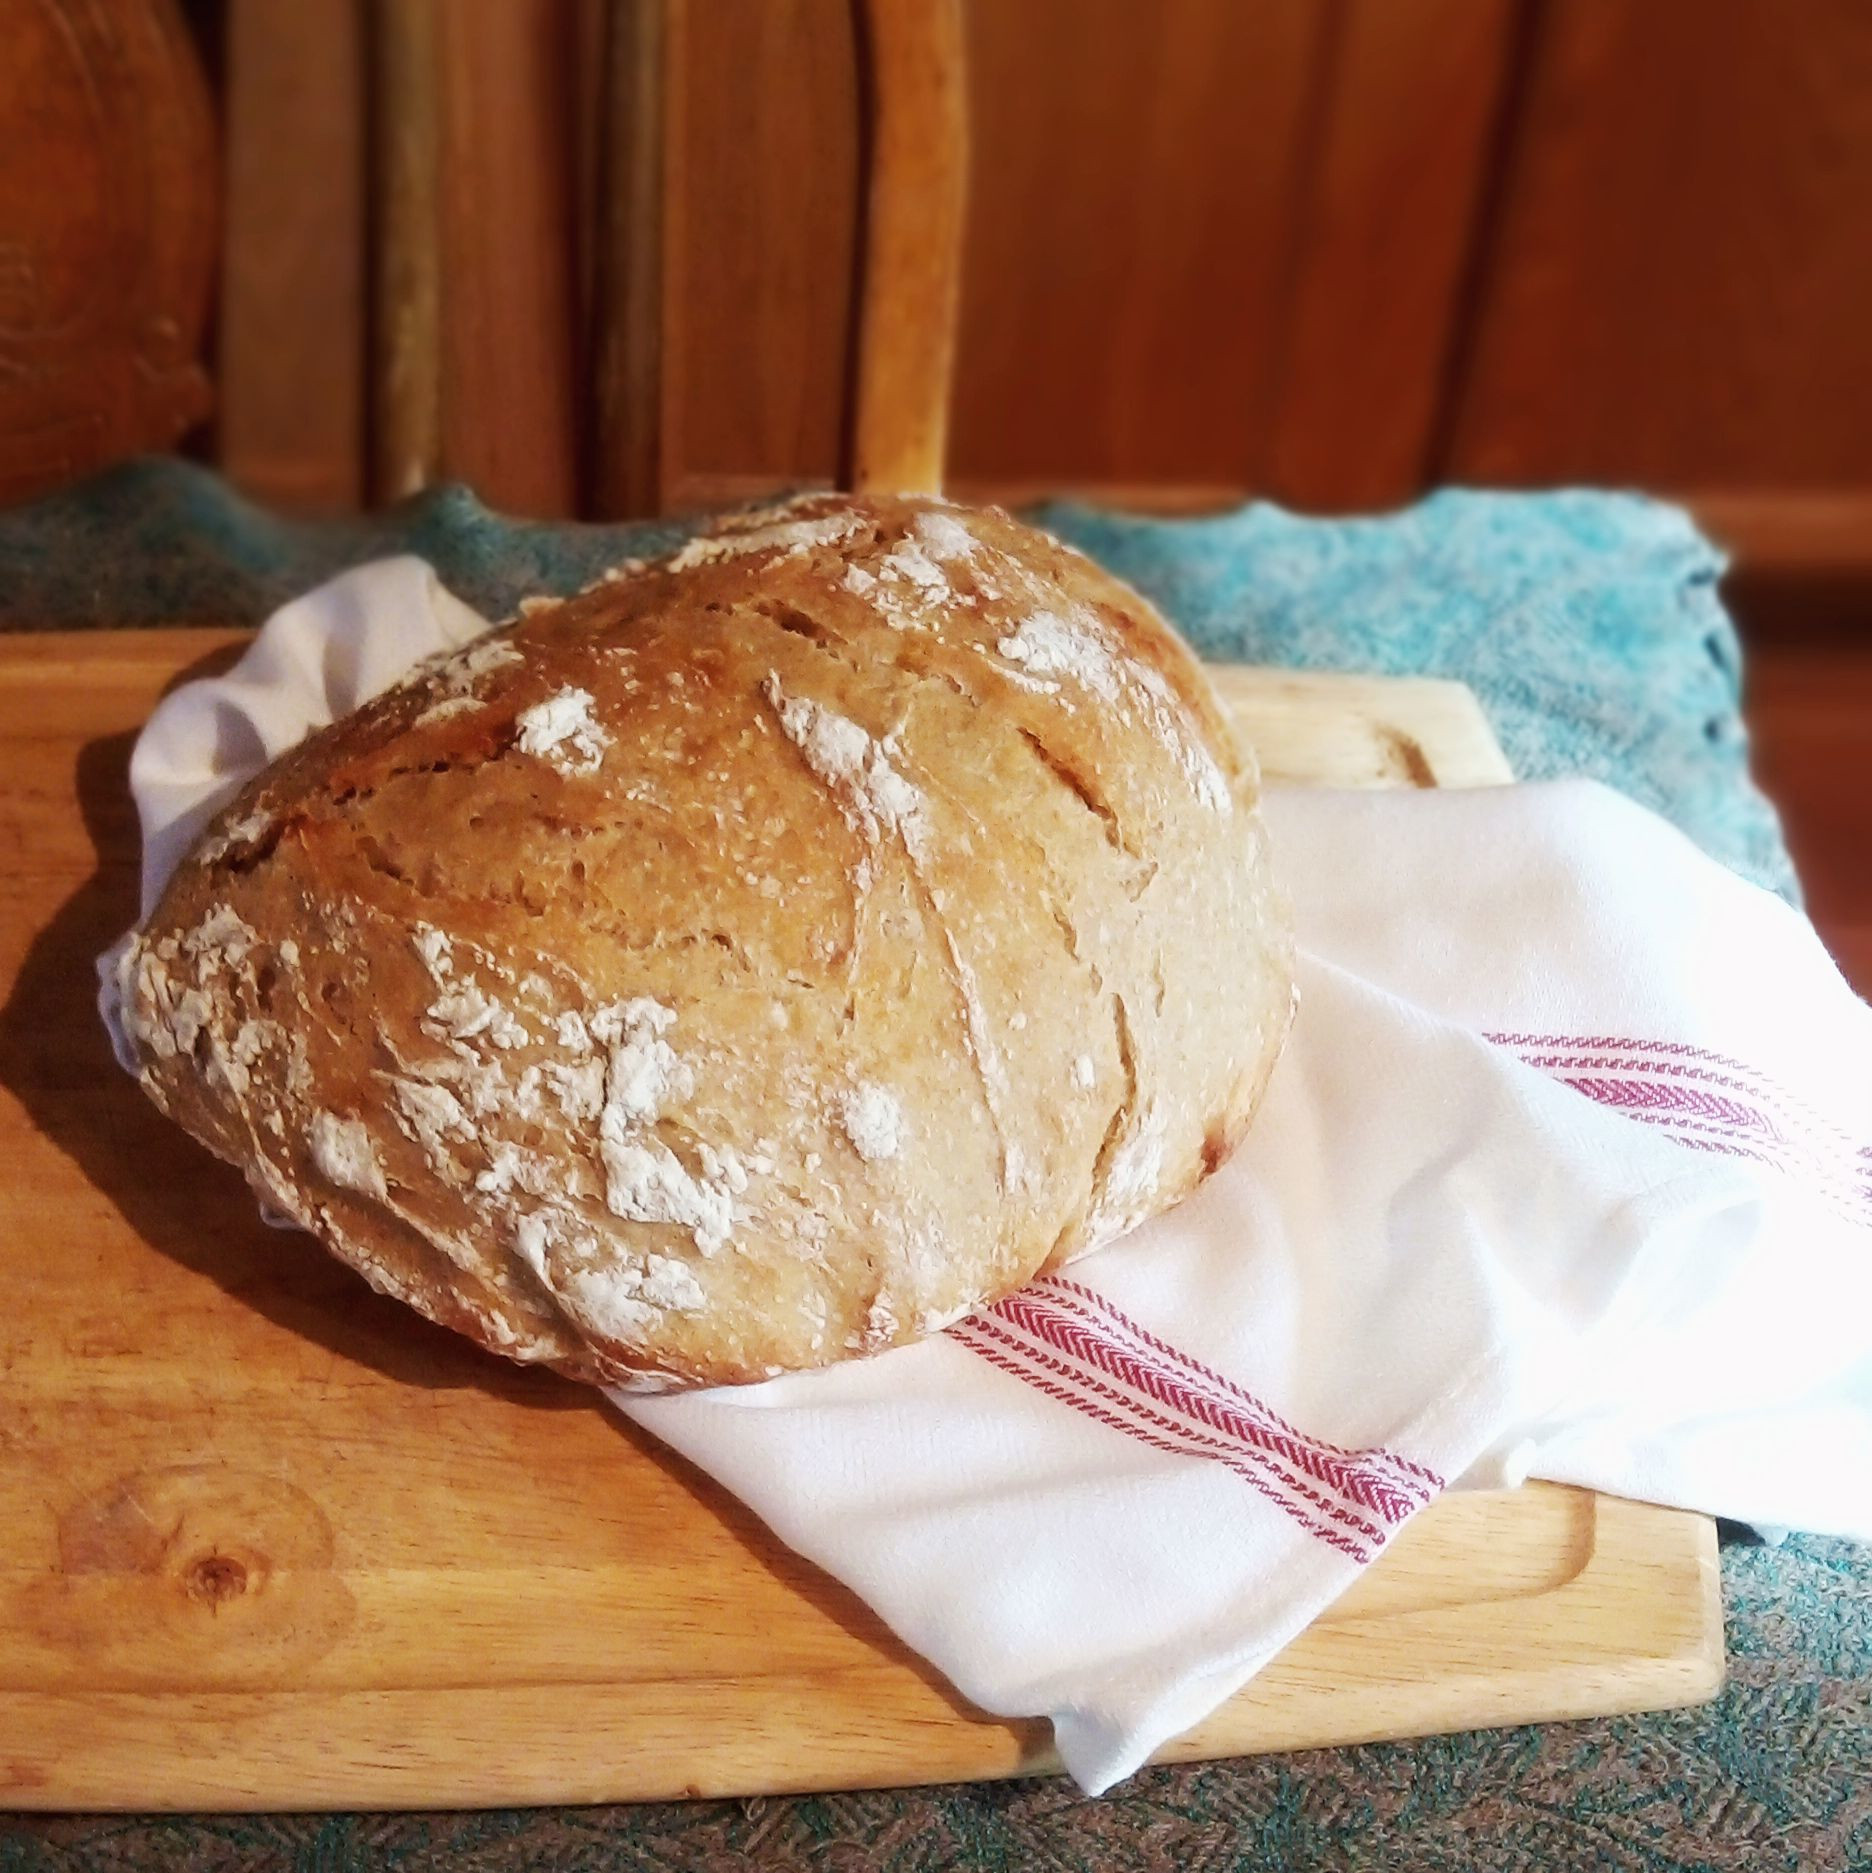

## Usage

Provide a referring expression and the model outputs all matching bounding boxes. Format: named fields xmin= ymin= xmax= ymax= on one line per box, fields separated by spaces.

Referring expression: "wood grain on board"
xmin=0 ymin=629 xmax=1719 ymax=1811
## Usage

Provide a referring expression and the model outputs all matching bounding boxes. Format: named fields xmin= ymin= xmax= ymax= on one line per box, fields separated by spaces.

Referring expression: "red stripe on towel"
xmin=999 ymin=1283 xmax=1439 ymax=1525
xmin=1488 ymin=1033 xmax=1871 ymax=1224
xmin=1036 ymin=1276 xmax=1445 ymax=1497
xmin=1489 ymin=1033 xmax=1869 ymax=1171
xmin=951 ymin=1313 xmax=1380 ymax=1563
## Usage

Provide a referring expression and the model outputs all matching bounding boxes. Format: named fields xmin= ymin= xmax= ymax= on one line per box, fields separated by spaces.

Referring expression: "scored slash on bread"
xmin=116 ymin=495 xmax=1295 ymax=1390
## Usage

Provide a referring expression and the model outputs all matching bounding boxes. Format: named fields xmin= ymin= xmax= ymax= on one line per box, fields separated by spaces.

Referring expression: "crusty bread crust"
xmin=119 ymin=495 xmax=1295 ymax=1389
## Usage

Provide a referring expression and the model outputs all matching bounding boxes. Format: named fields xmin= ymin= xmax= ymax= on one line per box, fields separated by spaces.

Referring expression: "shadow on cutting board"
xmin=0 ymin=728 xmax=581 ymax=1401
xmin=0 ymin=726 xmax=997 ymax=1724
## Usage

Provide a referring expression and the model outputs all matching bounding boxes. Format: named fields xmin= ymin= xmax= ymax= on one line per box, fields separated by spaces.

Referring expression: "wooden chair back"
xmin=0 ymin=0 xmax=968 ymax=516
xmin=846 ymin=0 xmax=967 ymax=498
xmin=375 ymin=0 xmax=967 ymax=516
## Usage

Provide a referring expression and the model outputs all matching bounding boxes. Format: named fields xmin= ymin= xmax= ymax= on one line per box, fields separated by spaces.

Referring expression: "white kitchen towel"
xmin=99 ymin=560 xmax=1872 ymax=1794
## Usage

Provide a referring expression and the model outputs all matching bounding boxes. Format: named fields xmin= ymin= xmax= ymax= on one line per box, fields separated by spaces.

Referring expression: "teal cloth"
xmin=1030 ymin=490 xmax=1795 ymax=900
xmin=0 ymin=462 xmax=1795 ymax=897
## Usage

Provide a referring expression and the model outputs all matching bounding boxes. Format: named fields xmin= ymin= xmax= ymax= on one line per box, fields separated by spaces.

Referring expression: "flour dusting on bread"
xmin=515 ymin=686 xmax=610 ymax=775
xmin=117 ymin=494 xmax=1294 ymax=1390
xmin=839 ymin=1081 xmax=905 ymax=1163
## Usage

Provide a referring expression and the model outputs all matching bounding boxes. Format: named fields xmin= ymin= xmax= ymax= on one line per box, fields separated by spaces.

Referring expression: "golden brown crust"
xmin=118 ymin=495 xmax=1295 ymax=1389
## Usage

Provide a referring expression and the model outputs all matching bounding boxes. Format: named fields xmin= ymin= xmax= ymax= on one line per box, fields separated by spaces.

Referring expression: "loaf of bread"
xmin=116 ymin=495 xmax=1294 ymax=1389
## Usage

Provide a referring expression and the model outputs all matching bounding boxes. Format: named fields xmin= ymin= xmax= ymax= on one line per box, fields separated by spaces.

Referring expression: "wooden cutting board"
xmin=0 ymin=631 xmax=1722 ymax=1811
